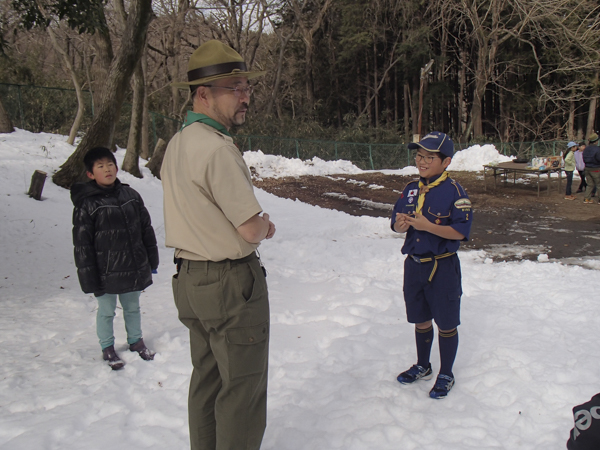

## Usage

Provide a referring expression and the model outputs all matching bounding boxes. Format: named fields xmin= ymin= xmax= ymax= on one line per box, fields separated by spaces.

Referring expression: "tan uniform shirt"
xmin=161 ymin=122 xmax=262 ymax=261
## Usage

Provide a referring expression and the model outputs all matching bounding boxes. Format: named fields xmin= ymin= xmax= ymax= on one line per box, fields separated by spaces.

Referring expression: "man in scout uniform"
xmin=583 ymin=132 xmax=600 ymax=204
xmin=391 ymin=131 xmax=472 ymax=399
xmin=161 ymin=40 xmax=276 ymax=450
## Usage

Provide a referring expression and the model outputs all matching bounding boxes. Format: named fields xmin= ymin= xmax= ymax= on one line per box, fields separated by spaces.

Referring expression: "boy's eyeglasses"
xmin=203 ymin=85 xmax=254 ymax=98
xmin=415 ymin=153 xmax=438 ymax=164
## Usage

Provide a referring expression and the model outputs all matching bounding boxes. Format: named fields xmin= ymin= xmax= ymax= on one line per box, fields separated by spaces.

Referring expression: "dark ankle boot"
xmin=129 ymin=338 xmax=155 ymax=361
xmin=102 ymin=345 xmax=124 ymax=370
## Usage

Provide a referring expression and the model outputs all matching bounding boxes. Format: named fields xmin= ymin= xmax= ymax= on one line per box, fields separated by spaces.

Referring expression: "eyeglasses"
xmin=414 ymin=153 xmax=439 ymax=164
xmin=203 ymin=85 xmax=254 ymax=97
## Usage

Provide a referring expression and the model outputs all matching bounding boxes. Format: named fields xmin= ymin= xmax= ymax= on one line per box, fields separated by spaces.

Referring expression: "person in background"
xmin=71 ymin=147 xmax=158 ymax=370
xmin=583 ymin=133 xmax=600 ymax=204
xmin=564 ymin=141 xmax=577 ymax=200
xmin=391 ymin=131 xmax=472 ymax=400
xmin=161 ymin=40 xmax=275 ymax=450
xmin=574 ymin=142 xmax=587 ymax=194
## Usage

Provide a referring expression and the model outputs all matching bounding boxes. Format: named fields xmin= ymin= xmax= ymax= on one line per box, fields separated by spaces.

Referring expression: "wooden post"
xmin=28 ymin=170 xmax=47 ymax=200
xmin=145 ymin=138 xmax=167 ymax=179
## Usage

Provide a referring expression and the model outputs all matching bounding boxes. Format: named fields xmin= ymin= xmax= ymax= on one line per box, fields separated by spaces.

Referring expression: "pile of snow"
xmin=448 ymin=144 xmax=513 ymax=171
xmin=244 ymin=143 xmax=512 ymax=179
xmin=243 ymin=150 xmax=363 ymax=179
xmin=0 ymin=129 xmax=597 ymax=450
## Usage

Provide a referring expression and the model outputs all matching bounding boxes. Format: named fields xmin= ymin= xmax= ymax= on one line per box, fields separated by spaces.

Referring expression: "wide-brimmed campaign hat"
xmin=172 ymin=40 xmax=266 ymax=89
xmin=408 ymin=131 xmax=455 ymax=158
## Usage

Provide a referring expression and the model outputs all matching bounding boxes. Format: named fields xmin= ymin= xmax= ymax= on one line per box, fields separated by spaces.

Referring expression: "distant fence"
xmin=0 ymin=83 xmax=181 ymax=153
xmin=233 ymin=135 xmax=569 ymax=170
xmin=1 ymin=82 xmax=570 ymax=170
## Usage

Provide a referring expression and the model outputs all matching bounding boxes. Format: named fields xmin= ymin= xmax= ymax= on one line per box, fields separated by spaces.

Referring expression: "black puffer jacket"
xmin=71 ymin=179 xmax=159 ymax=296
xmin=583 ymin=145 xmax=600 ymax=168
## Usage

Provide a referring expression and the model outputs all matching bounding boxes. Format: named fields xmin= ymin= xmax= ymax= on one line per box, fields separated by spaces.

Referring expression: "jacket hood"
xmin=71 ymin=178 xmax=123 ymax=207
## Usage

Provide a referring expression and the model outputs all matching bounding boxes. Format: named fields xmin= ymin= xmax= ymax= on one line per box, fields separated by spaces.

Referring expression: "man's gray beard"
xmin=231 ymin=115 xmax=247 ymax=130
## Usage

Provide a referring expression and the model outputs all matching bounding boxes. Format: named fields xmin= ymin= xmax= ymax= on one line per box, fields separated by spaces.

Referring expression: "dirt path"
xmin=253 ymin=170 xmax=600 ymax=262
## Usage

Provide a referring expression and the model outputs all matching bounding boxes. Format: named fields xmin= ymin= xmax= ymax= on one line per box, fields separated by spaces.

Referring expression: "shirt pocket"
xmin=425 ymin=207 xmax=451 ymax=225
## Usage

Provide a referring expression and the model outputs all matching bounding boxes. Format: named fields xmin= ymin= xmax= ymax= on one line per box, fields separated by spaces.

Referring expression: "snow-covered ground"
xmin=0 ymin=129 xmax=595 ymax=449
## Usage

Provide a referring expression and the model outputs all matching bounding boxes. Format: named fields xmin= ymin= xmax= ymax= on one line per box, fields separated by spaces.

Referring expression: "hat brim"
xmin=172 ymin=70 xmax=266 ymax=89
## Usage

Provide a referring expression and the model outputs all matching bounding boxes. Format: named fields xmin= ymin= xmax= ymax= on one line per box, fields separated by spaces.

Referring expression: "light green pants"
xmin=173 ymin=253 xmax=270 ymax=450
xmin=96 ymin=291 xmax=142 ymax=350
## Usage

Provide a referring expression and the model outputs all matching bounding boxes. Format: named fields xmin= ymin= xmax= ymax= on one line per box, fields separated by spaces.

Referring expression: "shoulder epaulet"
xmin=403 ymin=178 xmax=420 ymax=191
xmin=450 ymin=179 xmax=467 ymax=197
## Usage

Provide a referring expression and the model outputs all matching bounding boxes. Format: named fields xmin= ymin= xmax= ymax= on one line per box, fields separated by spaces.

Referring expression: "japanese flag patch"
xmin=408 ymin=189 xmax=418 ymax=197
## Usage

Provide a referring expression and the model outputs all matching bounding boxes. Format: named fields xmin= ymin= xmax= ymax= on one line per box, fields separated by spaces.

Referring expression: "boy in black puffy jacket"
xmin=71 ymin=147 xmax=159 ymax=370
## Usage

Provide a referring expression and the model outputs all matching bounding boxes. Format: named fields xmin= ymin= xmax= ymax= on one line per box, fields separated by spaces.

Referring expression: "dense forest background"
xmin=1 ymin=0 xmax=600 ymax=181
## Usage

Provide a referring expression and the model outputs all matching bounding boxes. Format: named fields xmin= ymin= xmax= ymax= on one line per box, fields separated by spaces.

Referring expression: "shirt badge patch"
xmin=408 ymin=197 xmax=414 ymax=204
xmin=454 ymin=198 xmax=472 ymax=209
xmin=435 ymin=218 xmax=441 ymax=224
xmin=408 ymin=189 xmax=418 ymax=197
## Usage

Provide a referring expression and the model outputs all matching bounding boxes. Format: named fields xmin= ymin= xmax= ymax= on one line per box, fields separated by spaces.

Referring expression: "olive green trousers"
xmin=173 ymin=253 xmax=270 ymax=450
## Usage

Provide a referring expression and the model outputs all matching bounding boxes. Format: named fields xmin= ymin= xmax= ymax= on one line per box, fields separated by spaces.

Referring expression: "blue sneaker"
xmin=397 ymin=364 xmax=433 ymax=384
xmin=429 ymin=374 xmax=455 ymax=399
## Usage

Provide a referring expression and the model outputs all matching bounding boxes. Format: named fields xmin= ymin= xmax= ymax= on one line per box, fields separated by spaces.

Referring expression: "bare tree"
xmin=200 ymin=0 xmax=269 ymax=66
xmin=263 ymin=0 xmax=297 ymax=117
xmin=16 ymin=1 xmax=88 ymax=144
xmin=52 ymin=0 xmax=154 ymax=188
xmin=289 ymin=0 xmax=333 ymax=110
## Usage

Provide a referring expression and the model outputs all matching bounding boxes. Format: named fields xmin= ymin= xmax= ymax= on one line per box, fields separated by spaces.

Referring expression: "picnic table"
xmin=482 ymin=161 xmax=562 ymax=197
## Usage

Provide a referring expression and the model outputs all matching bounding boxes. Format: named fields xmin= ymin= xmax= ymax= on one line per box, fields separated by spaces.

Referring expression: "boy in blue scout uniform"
xmin=391 ymin=131 xmax=472 ymax=399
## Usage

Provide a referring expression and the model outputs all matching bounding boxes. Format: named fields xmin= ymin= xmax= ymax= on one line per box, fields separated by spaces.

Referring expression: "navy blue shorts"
xmin=402 ymin=254 xmax=462 ymax=330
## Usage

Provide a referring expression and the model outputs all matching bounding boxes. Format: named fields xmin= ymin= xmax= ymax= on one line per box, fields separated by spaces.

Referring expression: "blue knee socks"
xmin=439 ymin=329 xmax=459 ymax=377
xmin=415 ymin=325 xmax=434 ymax=368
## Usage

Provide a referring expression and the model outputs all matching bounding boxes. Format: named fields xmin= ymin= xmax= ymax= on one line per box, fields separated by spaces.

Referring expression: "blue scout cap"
xmin=567 ymin=141 xmax=578 ymax=148
xmin=408 ymin=131 xmax=454 ymax=158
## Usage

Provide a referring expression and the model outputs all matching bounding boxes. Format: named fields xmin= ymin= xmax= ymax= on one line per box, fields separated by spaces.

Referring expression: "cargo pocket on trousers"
xmin=189 ymin=281 xmax=228 ymax=321
xmin=226 ymin=321 xmax=269 ymax=380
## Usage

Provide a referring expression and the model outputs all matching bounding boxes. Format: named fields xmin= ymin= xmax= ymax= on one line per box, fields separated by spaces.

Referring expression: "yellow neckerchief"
xmin=416 ymin=171 xmax=448 ymax=215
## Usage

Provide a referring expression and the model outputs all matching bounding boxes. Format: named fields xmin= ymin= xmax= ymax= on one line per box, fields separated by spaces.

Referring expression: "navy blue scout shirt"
xmin=391 ymin=173 xmax=472 ymax=256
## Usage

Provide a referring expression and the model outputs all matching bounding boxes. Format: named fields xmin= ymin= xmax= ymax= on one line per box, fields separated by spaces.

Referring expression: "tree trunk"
xmin=357 ymin=63 xmax=361 ymax=116
xmin=304 ymin=38 xmax=315 ymax=109
xmin=90 ymin=22 xmax=114 ymax=109
xmin=404 ymin=82 xmax=410 ymax=140
xmin=0 ymin=97 xmax=14 ymax=133
xmin=587 ymin=73 xmax=598 ymax=139
xmin=411 ymin=77 xmax=419 ymax=135
xmin=140 ymin=49 xmax=150 ymax=160
xmin=471 ymin=51 xmax=487 ymax=138
xmin=52 ymin=0 xmax=154 ymax=189
xmin=48 ymin=26 xmax=85 ymax=145
xmin=373 ymin=39 xmax=379 ymax=130
xmin=587 ymin=97 xmax=597 ymax=139
xmin=458 ymin=48 xmax=467 ymax=137
xmin=290 ymin=0 xmax=333 ymax=111
xmin=145 ymin=138 xmax=167 ymax=179
xmin=568 ymin=98 xmax=575 ymax=140
xmin=394 ymin=66 xmax=398 ymax=127
xmin=265 ymin=17 xmax=297 ymax=117
xmin=122 ymin=60 xmax=145 ymax=178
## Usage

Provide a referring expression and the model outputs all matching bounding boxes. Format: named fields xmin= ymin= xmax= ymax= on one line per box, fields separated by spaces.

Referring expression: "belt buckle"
xmin=411 ymin=255 xmax=422 ymax=263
